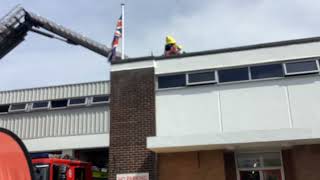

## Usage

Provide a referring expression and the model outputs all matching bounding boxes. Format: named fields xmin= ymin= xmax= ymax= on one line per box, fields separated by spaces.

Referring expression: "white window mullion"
xmin=259 ymin=171 xmax=264 ymax=180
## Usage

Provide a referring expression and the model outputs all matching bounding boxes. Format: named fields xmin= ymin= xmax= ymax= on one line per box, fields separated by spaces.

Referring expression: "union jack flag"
xmin=109 ymin=15 xmax=122 ymax=61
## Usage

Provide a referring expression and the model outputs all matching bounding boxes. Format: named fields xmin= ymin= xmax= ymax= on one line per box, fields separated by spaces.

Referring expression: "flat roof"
xmin=112 ymin=36 xmax=320 ymax=64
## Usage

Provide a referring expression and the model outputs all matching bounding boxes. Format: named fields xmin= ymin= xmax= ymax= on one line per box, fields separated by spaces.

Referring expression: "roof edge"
xmin=0 ymin=80 xmax=110 ymax=93
xmin=112 ymin=36 xmax=320 ymax=64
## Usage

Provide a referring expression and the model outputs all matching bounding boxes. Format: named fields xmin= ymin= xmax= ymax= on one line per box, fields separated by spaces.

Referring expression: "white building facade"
xmin=110 ymin=37 xmax=320 ymax=180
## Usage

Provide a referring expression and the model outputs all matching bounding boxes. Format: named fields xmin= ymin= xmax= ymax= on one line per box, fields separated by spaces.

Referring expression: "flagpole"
xmin=121 ymin=3 xmax=125 ymax=60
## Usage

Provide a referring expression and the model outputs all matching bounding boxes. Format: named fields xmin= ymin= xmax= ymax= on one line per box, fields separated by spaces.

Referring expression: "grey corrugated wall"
xmin=0 ymin=81 xmax=109 ymax=104
xmin=0 ymin=106 xmax=109 ymax=139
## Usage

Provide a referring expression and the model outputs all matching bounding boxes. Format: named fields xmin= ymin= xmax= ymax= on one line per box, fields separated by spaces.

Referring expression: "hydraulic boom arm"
xmin=0 ymin=6 xmax=113 ymax=59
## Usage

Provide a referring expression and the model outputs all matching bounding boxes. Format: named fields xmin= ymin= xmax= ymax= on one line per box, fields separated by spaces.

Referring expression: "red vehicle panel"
xmin=33 ymin=158 xmax=92 ymax=180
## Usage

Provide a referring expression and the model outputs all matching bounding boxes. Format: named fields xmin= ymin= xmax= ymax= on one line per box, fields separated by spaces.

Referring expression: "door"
xmin=240 ymin=169 xmax=282 ymax=180
xmin=240 ymin=170 xmax=260 ymax=180
xmin=262 ymin=170 xmax=282 ymax=180
xmin=75 ymin=168 xmax=86 ymax=180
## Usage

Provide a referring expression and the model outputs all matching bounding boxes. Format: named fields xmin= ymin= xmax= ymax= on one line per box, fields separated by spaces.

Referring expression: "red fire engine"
xmin=32 ymin=157 xmax=93 ymax=180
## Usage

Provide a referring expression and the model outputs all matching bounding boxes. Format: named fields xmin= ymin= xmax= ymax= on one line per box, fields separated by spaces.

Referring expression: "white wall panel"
xmin=156 ymin=86 xmax=221 ymax=136
xmin=220 ymin=80 xmax=291 ymax=132
xmin=286 ymin=76 xmax=320 ymax=128
xmin=0 ymin=106 xmax=109 ymax=139
xmin=155 ymin=79 xmax=304 ymax=136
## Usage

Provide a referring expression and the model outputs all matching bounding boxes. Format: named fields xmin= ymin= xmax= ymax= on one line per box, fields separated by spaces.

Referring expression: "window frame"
xmin=283 ymin=59 xmax=320 ymax=76
xmin=218 ymin=66 xmax=250 ymax=84
xmin=157 ymin=73 xmax=187 ymax=90
xmin=91 ymin=95 xmax=110 ymax=105
xmin=186 ymin=70 xmax=217 ymax=86
xmin=9 ymin=103 xmax=27 ymax=112
xmin=67 ymin=97 xmax=88 ymax=107
xmin=50 ymin=99 xmax=69 ymax=110
xmin=31 ymin=101 xmax=50 ymax=111
xmin=0 ymin=104 xmax=10 ymax=114
xmin=250 ymin=63 xmax=284 ymax=80
xmin=235 ymin=151 xmax=285 ymax=180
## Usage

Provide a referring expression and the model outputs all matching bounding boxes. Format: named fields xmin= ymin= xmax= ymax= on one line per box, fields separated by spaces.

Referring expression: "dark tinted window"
xmin=158 ymin=74 xmax=186 ymax=89
xmin=188 ymin=71 xmax=216 ymax=84
xmin=92 ymin=96 xmax=109 ymax=103
xmin=10 ymin=103 xmax=26 ymax=111
xmin=218 ymin=67 xmax=249 ymax=83
xmin=34 ymin=165 xmax=49 ymax=180
xmin=285 ymin=60 xmax=318 ymax=74
xmin=69 ymin=98 xmax=86 ymax=105
xmin=0 ymin=105 xmax=9 ymax=113
xmin=51 ymin=99 xmax=68 ymax=108
xmin=32 ymin=101 xmax=49 ymax=109
xmin=251 ymin=64 xmax=284 ymax=79
xmin=75 ymin=168 xmax=86 ymax=180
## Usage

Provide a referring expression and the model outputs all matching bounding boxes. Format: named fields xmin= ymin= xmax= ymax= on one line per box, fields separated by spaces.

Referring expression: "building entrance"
xmin=236 ymin=152 xmax=284 ymax=180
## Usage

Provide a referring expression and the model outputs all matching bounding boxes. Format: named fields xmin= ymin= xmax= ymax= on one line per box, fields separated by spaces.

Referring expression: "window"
xmin=158 ymin=74 xmax=186 ymax=89
xmin=92 ymin=95 xmax=109 ymax=104
xmin=251 ymin=64 xmax=284 ymax=80
xmin=53 ymin=165 xmax=67 ymax=180
xmin=284 ymin=60 xmax=319 ymax=75
xmin=187 ymin=71 xmax=216 ymax=85
xmin=236 ymin=152 xmax=283 ymax=180
xmin=68 ymin=97 xmax=87 ymax=106
xmin=75 ymin=168 xmax=86 ymax=180
xmin=0 ymin=105 xmax=9 ymax=114
xmin=32 ymin=101 xmax=49 ymax=110
xmin=237 ymin=152 xmax=281 ymax=169
xmin=218 ymin=67 xmax=249 ymax=83
xmin=51 ymin=99 xmax=68 ymax=109
xmin=33 ymin=164 xmax=50 ymax=180
xmin=9 ymin=103 xmax=27 ymax=112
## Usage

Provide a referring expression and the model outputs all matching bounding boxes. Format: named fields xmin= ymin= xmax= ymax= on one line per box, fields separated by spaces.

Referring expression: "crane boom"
xmin=0 ymin=6 xmax=114 ymax=60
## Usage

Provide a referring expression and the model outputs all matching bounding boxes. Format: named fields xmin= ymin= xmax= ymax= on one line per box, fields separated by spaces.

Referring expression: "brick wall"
xmin=224 ymin=152 xmax=237 ymax=180
xmin=158 ymin=150 xmax=226 ymax=180
xmin=282 ymin=149 xmax=295 ymax=180
xmin=108 ymin=68 xmax=156 ymax=180
xmin=283 ymin=144 xmax=320 ymax=180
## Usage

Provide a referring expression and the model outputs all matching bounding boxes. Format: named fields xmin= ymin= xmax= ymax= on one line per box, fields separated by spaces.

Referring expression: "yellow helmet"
xmin=166 ymin=35 xmax=176 ymax=45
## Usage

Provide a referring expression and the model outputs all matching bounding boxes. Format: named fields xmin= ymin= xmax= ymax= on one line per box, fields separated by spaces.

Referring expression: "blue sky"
xmin=0 ymin=0 xmax=320 ymax=90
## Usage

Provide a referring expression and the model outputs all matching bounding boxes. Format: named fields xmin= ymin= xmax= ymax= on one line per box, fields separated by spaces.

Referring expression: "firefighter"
xmin=164 ymin=35 xmax=182 ymax=56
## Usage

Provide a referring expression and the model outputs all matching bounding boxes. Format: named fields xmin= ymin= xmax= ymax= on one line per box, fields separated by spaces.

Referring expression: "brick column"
xmin=108 ymin=67 xmax=156 ymax=180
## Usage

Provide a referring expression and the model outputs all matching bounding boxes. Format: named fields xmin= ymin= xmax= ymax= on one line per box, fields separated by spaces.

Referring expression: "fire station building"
xmin=109 ymin=37 xmax=320 ymax=180
xmin=2 ymin=37 xmax=320 ymax=180
xmin=0 ymin=81 xmax=110 ymax=174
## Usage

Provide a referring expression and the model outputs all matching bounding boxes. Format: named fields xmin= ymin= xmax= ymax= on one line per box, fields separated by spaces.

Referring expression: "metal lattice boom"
xmin=0 ymin=6 xmax=113 ymax=60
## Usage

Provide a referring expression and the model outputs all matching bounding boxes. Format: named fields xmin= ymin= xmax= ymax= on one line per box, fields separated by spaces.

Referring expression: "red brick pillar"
xmin=108 ymin=67 xmax=156 ymax=180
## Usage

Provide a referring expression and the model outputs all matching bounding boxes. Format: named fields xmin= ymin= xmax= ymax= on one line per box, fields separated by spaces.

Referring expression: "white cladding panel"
xmin=156 ymin=76 xmax=320 ymax=136
xmin=155 ymin=41 xmax=320 ymax=74
xmin=0 ymin=106 xmax=109 ymax=139
xmin=156 ymin=86 xmax=221 ymax=136
xmin=220 ymin=80 xmax=290 ymax=132
xmin=286 ymin=76 xmax=320 ymax=128
xmin=0 ymin=81 xmax=109 ymax=104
